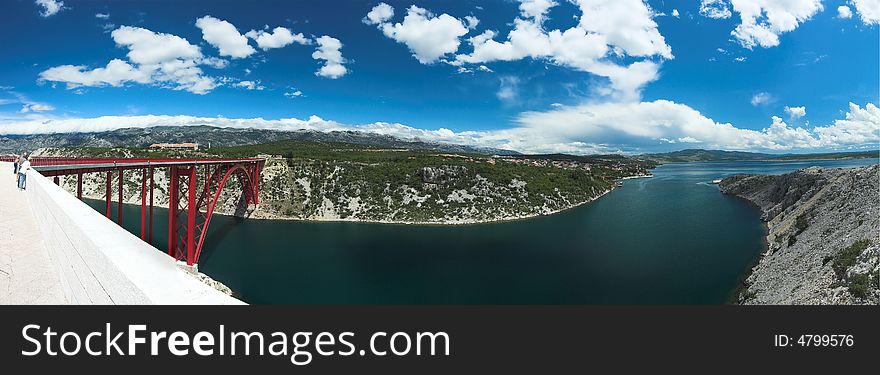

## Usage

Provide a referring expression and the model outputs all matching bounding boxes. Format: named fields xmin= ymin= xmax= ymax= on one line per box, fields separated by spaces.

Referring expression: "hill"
xmin=643 ymin=149 xmax=877 ymax=163
xmin=0 ymin=125 xmax=519 ymax=156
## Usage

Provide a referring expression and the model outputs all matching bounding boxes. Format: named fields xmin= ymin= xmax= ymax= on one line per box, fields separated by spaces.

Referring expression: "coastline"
xmin=76 ymin=176 xmax=635 ymax=226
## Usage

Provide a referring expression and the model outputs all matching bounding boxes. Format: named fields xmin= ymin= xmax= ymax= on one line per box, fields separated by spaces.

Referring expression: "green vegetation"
xmin=831 ymin=239 xmax=871 ymax=279
xmin=47 ymin=139 xmax=656 ymax=223
xmin=847 ymin=273 xmax=873 ymax=299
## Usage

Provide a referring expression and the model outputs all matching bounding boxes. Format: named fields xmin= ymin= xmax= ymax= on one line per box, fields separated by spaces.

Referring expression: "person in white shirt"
xmin=17 ymin=156 xmax=30 ymax=190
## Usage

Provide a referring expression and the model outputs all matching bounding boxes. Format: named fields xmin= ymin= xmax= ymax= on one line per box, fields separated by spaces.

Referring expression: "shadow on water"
xmin=199 ymin=216 xmax=246 ymax=263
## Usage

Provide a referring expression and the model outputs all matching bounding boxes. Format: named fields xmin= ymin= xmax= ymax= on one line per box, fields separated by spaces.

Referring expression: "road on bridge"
xmin=0 ymin=162 xmax=67 ymax=304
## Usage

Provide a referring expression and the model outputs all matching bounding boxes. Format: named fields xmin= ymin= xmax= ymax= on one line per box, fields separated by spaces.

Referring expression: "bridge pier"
xmin=76 ymin=173 xmax=82 ymax=199
xmin=105 ymin=171 xmax=112 ymax=218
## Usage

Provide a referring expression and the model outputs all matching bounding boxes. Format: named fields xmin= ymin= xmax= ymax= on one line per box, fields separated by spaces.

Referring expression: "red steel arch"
xmin=167 ymin=161 xmax=262 ymax=266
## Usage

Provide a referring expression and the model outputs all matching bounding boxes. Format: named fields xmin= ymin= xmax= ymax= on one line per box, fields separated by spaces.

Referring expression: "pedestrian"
xmin=12 ymin=154 xmax=19 ymax=175
xmin=17 ymin=154 xmax=30 ymax=191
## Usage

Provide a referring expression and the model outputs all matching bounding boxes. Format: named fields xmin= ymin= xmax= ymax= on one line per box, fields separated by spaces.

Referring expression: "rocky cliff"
xmin=720 ymin=165 xmax=879 ymax=305
xmin=40 ymin=148 xmax=624 ymax=225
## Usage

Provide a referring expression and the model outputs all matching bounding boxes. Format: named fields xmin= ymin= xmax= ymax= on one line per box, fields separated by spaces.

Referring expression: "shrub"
xmin=831 ymin=239 xmax=871 ymax=279
xmin=847 ymin=273 xmax=871 ymax=299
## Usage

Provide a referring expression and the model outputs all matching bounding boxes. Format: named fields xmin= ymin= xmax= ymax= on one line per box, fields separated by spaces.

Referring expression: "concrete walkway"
xmin=0 ymin=162 xmax=67 ymax=304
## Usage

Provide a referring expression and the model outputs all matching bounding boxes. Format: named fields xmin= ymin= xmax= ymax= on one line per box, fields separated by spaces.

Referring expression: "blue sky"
xmin=0 ymin=0 xmax=877 ymax=154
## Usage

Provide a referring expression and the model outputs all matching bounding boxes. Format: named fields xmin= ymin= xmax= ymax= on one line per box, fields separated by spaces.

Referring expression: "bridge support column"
xmin=105 ymin=171 xmax=112 ymax=218
xmin=140 ymin=168 xmax=146 ymax=240
xmin=149 ymin=167 xmax=154 ymax=245
xmin=53 ymin=176 xmax=59 ymax=185
xmin=168 ymin=166 xmax=179 ymax=257
xmin=186 ymin=167 xmax=197 ymax=266
xmin=117 ymin=169 xmax=123 ymax=225
xmin=76 ymin=173 xmax=82 ymax=200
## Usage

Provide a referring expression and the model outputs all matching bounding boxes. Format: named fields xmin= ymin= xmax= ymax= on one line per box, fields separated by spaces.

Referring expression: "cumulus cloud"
xmin=838 ymin=5 xmax=853 ymax=19
xmin=672 ymin=9 xmax=680 ymax=18
xmin=367 ymin=4 xmax=470 ymax=64
xmin=699 ymin=0 xmax=732 ymax=19
xmin=35 ymin=0 xmax=65 ymax=17
xmin=785 ymin=105 xmax=806 ymax=120
xmin=701 ymin=0 xmax=824 ymax=49
xmin=363 ymin=2 xmax=394 ymax=25
xmin=284 ymin=90 xmax=303 ymax=98
xmin=750 ymin=92 xmax=773 ymax=106
xmin=312 ymin=36 xmax=348 ymax=79
xmin=246 ymin=27 xmax=310 ymax=50
xmin=39 ymin=59 xmax=151 ymax=88
xmin=95 ymin=13 xmax=110 ymax=19
xmin=234 ymin=80 xmax=264 ymax=90
xmin=39 ymin=26 xmax=220 ymax=94
xmin=454 ymin=0 xmax=672 ymax=101
xmin=195 ymin=16 xmax=256 ymax=59
xmin=852 ymin=0 xmax=880 ymax=24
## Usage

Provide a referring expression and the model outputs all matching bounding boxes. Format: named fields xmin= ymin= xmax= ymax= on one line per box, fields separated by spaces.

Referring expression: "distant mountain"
xmin=0 ymin=125 xmax=520 ymax=156
xmin=643 ymin=149 xmax=878 ymax=163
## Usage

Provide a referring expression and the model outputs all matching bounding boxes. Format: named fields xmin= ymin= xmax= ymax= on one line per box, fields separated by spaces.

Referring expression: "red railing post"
xmin=140 ymin=168 xmax=147 ymax=240
xmin=186 ymin=167 xmax=197 ymax=266
xmin=105 ymin=171 xmax=112 ymax=218
xmin=168 ymin=166 xmax=179 ymax=258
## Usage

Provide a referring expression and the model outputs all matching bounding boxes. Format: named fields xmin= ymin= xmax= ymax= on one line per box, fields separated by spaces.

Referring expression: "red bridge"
xmin=2 ymin=156 xmax=264 ymax=267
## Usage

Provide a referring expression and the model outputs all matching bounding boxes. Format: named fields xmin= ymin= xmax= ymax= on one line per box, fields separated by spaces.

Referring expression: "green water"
xmin=88 ymin=158 xmax=878 ymax=304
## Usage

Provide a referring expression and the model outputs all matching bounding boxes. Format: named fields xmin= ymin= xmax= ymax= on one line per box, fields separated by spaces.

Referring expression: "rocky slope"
xmin=720 ymin=165 xmax=879 ymax=305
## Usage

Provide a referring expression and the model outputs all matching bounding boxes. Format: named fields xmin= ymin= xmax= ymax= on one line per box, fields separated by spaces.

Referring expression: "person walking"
xmin=12 ymin=153 xmax=19 ymax=175
xmin=17 ymin=155 xmax=30 ymax=191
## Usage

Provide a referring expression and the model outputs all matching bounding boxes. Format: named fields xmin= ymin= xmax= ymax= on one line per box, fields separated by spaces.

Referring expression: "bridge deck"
xmin=0 ymin=162 xmax=68 ymax=304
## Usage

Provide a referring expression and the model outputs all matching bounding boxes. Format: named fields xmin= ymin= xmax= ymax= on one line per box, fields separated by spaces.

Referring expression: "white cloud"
xmin=246 ymin=27 xmax=310 ymax=50
xmin=750 ymin=92 xmax=772 ymax=106
xmin=195 ymin=16 xmax=256 ymax=58
xmin=838 ymin=5 xmax=854 ymax=19
xmin=39 ymin=26 xmax=220 ymax=94
xmin=363 ymin=2 xmax=395 ymax=25
xmin=464 ymin=15 xmax=480 ymax=29
xmin=284 ymin=90 xmax=303 ymax=98
xmin=39 ymin=59 xmax=151 ymax=88
xmin=813 ymin=102 xmax=880 ymax=147
xmin=785 ymin=105 xmax=806 ymax=120
xmin=497 ymin=76 xmax=520 ymax=104
xmin=701 ymin=0 xmax=824 ymax=49
xmin=312 ymin=36 xmax=348 ymax=79
xmin=95 ymin=13 xmax=110 ymax=19
xmin=672 ymin=9 xmax=680 ymax=18
xmin=519 ymin=0 xmax=557 ymax=24
xmin=368 ymin=4 xmax=470 ymax=64
xmin=0 ymin=102 xmax=876 ymax=154
xmin=35 ymin=0 xmax=65 ymax=17
xmin=852 ymin=0 xmax=880 ymax=25
xmin=699 ymin=0 xmax=732 ymax=19
xmin=454 ymin=0 xmax=672 ymax=101
xmin=235 ymin=80 xmax=265 ymax=90
xmin=20 ymin=103 xmax=54 ymax=113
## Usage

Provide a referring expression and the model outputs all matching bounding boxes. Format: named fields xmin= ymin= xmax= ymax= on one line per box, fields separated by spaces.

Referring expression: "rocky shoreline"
xmin=720 ymin=164 xmax=879 ymax=305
